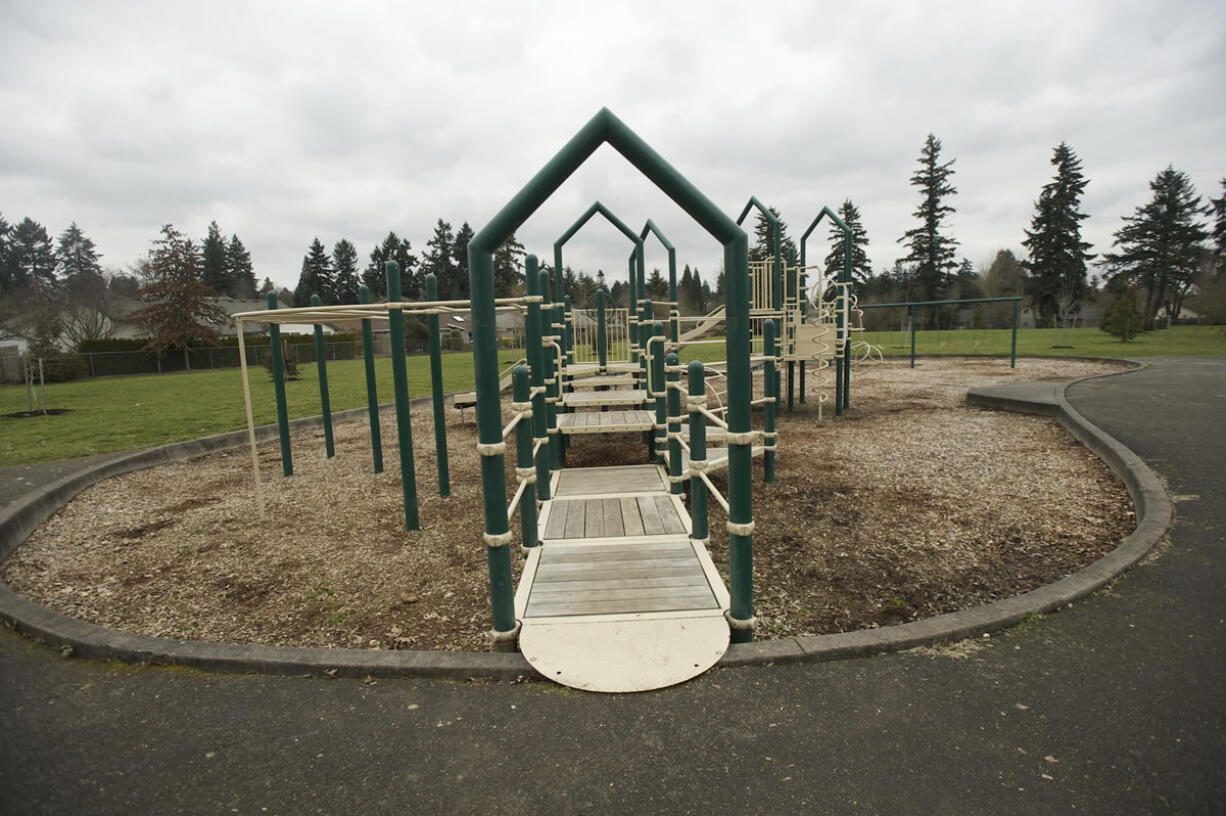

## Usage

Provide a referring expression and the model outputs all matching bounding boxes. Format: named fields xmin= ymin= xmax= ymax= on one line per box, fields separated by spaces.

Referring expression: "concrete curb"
xmin=0 ymin=362 xmax=1170 ymax=681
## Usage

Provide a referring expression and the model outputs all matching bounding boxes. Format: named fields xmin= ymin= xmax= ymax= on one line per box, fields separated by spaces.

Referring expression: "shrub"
xmin=1101 ymin=289 xmax=1142 ymax=342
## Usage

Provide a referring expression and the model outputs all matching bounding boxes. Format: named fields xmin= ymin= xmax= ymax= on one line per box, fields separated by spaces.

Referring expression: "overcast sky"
xmin=2 ymin=0 xmax=1223 ymax=296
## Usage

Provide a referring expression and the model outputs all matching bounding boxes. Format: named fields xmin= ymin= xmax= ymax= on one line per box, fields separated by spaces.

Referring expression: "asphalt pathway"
xmin=1 ymin=357 xmax=1222 ymax=815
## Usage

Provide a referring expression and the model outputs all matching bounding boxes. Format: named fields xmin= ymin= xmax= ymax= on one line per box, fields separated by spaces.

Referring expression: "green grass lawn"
xmin=860 ymin=325 xmax=1226 ymax=359
xmin=2 ymin=326 xmax=1220 ymax=467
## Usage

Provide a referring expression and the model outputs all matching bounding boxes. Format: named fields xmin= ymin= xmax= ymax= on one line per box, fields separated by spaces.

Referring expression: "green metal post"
xmin=834 ymin=293 xmax=844 ymax=417
xmin=641 ymin=299 xmax=654 ymax=457
xmin=796 ymin=249 xmax=806 ymax=405
xmin=556 ymin=290 xmax=570 ymax=459
xmin=785 ymin=253 xmax=795 ymax=413
xmin=909 ymin=305 xmax=917 ymax=369
xmin=540 ymin=270 xmax=560 ymax=472
xmin=358 ymin=285 xmax=383 ymax=473
xmin=309 ymin=295 xmax=335 ymax=459
xmin=425 ymin=273 xmax=451 ymax=497
xmin=724 ymin=234 xmax=754 ymax=644
xmin=628 ymin=256 xmax=638 ymax=361
xmin=562 ymin=294 xmax=574 ymax=408
xmin=596 ymin=288 xmax=608 ymax=372
xmin=266 ymin=291 xmax=292 ymax=477
xmin=666 ymin=352 xmax=682 ymax=494
xmin=512 ymin=365 xmax=538 ymax=548
xmin=763 ymin=319 xmax=776 ymax=483
xmin=386 ymin=261 xmax=420 ymax=531
xmin=1011 ymin=300 xmax=1019 ymax=369
xmin=525 ymin=257 xmax=550 ymax=500
xmin=687 ymin=361 xmax=708 ymax=542
xmin=842 ymin=222 xmax=852 ymax=411
xmin=652 ymin=321 xmax=666 ymax=464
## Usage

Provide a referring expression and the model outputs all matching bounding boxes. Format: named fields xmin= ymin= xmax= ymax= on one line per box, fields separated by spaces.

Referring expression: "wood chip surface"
xmin=2 ymin=358 xmax=1135 ymax=650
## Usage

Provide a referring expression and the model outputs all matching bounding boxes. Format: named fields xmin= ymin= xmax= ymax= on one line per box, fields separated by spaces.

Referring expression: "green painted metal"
xmin=386 ymin=261 xmax=420 ymax=531
xmin=641 ymin=298 xmax=654 ymax=456
xmin=1011 ymin=300 xmax=1019 ymax=369
xmin=791 ymin=247 xmax=805 ymax=405
xmin=309 ymin=295 xmax=335 ymax=459
xmin=425 ymin=273 xmax=451 ymax=497
xmin=540 ymin=269 xmax=561 ymax=472
xmin=512 ymin=365 xmax=538 ymax=548
xmin=666 ymin=351 xmax=682 ymax=494
xmin=358 ymin=285 xmax=383 ymax=474
xmin=265 ymin=291 xmax=292 ymax=477
xmin=651 ymin=321 xmax=666 ymax=464
xmin=524 ymin=257 xmax=550 ymax=500
xmin=553 ymin=201 xmax=645 ymax=363
xmin=763 ymin=319 xmax=776 ymax=483
xmin=910 ymin=305 xmax=917 ymax=368
xmin=596 ymin=288 xmax=608 ymax=371
xmin=634 ymin=219 xmax=679 ymax=343
xmin=466 ymin=107 xmax=753 ymax=641
xmin=800 ymin=206 xmax=854 ymax=415
xmin=687 ymin=360 xmax=708 ymax=542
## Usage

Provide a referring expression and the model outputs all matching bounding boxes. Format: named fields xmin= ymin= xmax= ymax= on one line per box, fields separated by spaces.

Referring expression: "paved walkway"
xmin=1 ymin=357 xmax=1223 ymax=814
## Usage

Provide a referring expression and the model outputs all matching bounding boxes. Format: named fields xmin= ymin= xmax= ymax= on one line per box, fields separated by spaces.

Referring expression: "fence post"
xmin=513 ymin=365 xmax=538 ymax=549
xmin=266 ymin=292 xmax=293 ymax=477
xmin=425 ymin=273 xmax=451 ymax=497
xmin=909 ymin=304 xmax=917 ymax=369
xmin=386 ymin=261 xmax=420 ymax=531
xmin=310 ymin=295 xmax=335 ymax=459
xmin=1011 ymin=299 xmax=1019 ymax=369
xmin=358 ymin=285 xmax=383 ymax=474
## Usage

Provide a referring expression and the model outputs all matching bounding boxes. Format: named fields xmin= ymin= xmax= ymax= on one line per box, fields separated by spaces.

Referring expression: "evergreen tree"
xmin=200 ymin=221 xmax=228 ymax=294
xmin=332 ymin=239 xmax=360 ymax=304
xmin=645 ymin=267 xmax=668 ymax=299
xmin=225 ymin=235 xmax=256 ymax=298
xmin=492 ymin=233 xmax=525 ymax=297
xmin=363 ymin=231 xmax=418 ymax=300
xmin=609 ymin=280 xmax=627 ymax=308
xmin=0 ymin=214 xmax=10 ymax=278
xmin=1100 ymin=166 xmax=1208 ymax=328
xmin=294 ymin=237 xmax=335 ymax=305
xmin=749 ymin=206 xmax=798 ymax=267
xmin=679 ymin=266 xmax=696 ymax=314
xmin=715 ymin=269 xmax=726 ymax=306
xmin=1 ymin=217 xmax=58 ymax=295
xmin=452 ymin=221 xmax=474 ymax=301
xmin=823 ymin=199 xmax=872 ymax=285
xmin=423 ymin=219 xmax=458 ymax=299
xmin=1021 ymin=142 xmax=1094 ymax=325
xmin=898 ymin=134 xmax=959 ymax=309
xmin=1209 ymin=178 xmax=1226 ymax=278
xmin=259 ymin=277 xmax=276 ymax=294
xmin=1101 ymin=288 xmax=1142 ymax=341
xmin=55 ymin=222 xmax=104 ymax=295
xmin=131 ymin=225 xmax=228 ymax=369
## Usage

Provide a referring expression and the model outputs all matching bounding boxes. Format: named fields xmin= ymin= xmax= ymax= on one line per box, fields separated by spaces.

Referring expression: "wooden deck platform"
xmin=568 ymin=372 xmax=639 ymax=390
xmin=556 ymin=409 xmax=654 ymax=434
xmin=561 ymin=388 xmax=646 ymax=407
xmin=516 ymin=462 xmax=731 ymax=693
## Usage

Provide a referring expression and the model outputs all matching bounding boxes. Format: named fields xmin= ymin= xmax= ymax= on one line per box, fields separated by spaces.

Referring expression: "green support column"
xmin=687 ymin=361 xmax=708 ymax=542
xmin=540 ymin=270 xmax=561 ymax=472
xmin=524 ymin=257 xmax=550 ymax=501
xmin=666 ymin=352 xmax=682 ymax=494
xmin=266 ymin=291 xmax=292 ymax=477
xmin=835 ymin=292 xmax=845 ymax=416
xmin=909 ymin=305 xmax=917 ymax=369
xmin=1010 ymin=300 xmax=1019 ymax=369
xmin=724 ymin=233 xmax=754 ymax=644
xmin=386 ymin=261 xmax=420 ymax=531
xmin=763 ymin=319 xmax=776 ymax=483
xmin=785 ymin=253 xmax=795 ymax=413
xmin=651 ymin=321 xmax=666 ymax=464
xmin=641 ymin=299 xmax=654 ymax=457
xmin=309 ymin=295 xmax=335 ymax=459
xmin=358 ymin=286 xmax=383 ymax=473
xmin=796 ymin=249 xmax=806 ymax=405
xmin=596 ymin=288 xmax=608 ymax=372
xmin=512 ymin=365 xmax=538 ymax=549
xmin=425 ymin=273 xmax=451 ymax=497
xmin=628 ymin=256 xmax=638 ymax=361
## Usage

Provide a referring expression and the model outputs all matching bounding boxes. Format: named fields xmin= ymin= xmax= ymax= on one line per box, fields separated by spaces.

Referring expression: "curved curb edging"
xmin=0 ymin=362 xmax=1171 ymax=682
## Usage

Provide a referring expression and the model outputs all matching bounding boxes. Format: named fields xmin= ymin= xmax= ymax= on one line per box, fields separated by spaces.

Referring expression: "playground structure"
xmin=231 ymin=109 xmax=867 ymax=692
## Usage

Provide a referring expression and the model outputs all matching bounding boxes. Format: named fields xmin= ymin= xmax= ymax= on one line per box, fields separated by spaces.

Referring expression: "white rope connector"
xmin=515 ymin=467 xmax=537 ymax=484
xmin=476 ymin=441 xmax=507 ymax=457
xmin=483 ymin=530 xmax=514 ymax=548
xmin=668 ymin=473 xmax=688 ymax=483
xmin=726 ymin=519 xmax=755 ymax=537
xmin=686 ymin=395 xmax=708 ymax=410
xmin=489 ymin=621 xmax=521 ymax=642
xmin=653 ymin=423 xmax=667 ymax=431
xmin=689 ymin=459 xmax=708 ymax=474
xmin=724 ymin=431 xmax=759 ymax=445
xmin=725 ymin=610 xmax=757 ymax=630
xmin=510 ymin=400 xmax=532 ymax=414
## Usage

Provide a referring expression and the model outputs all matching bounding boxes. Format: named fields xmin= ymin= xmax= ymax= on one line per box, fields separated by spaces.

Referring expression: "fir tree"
xmin=200 ymin=221 xmax=228 ymax=294
xmin=898 ymin=134 xmax=959 ymax=308
xmin=823 ymin=199 xmax=872 ymax=285
xmin=645 ymin=267 xmax=668 ymax=299
xmin=1021 ymin=142 xmax=1094 ymax=326
xmin=132 ymin=225 xmax=228 ymax=369
xmin=363 ymin=232 xmax=418 ymax=300
xmin=1101 ymin=287 xmax=1142 ymax=341
xmin=1 ymin=217 xmax=58 ymax=295
xmin=332 ymin=239 xmax=360 ymax=304
xmin=423 ymin=219 xmax=458 ymax=299
xmin=1100 ymin=166 xmax=1208 ymax=328
xmin=1209 ymin=178 xmax=1226 ymax=278
xmin=225 ymin=235 xmax=256 ymax=298
xmin=55 ymin=222 xmax=104 ymax=295
xmin=492 ymin=233 xmax=525 ymax=297
xmin=749 ymin=206 xmax=798 ymax=268
xmin=452 ymin=221 xmax=474 ymax=301
xmin=294 ymin=238 xmax=335 ymax=305
xmin=679 ymin=265 xmax=696 ymax=314
xmin=715 ymin=269 xmax=726 ymax=307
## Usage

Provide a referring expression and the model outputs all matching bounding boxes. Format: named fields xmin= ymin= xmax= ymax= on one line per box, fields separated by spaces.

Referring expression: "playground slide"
xmin=675 ymin=306 xmax=726 ymax=346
